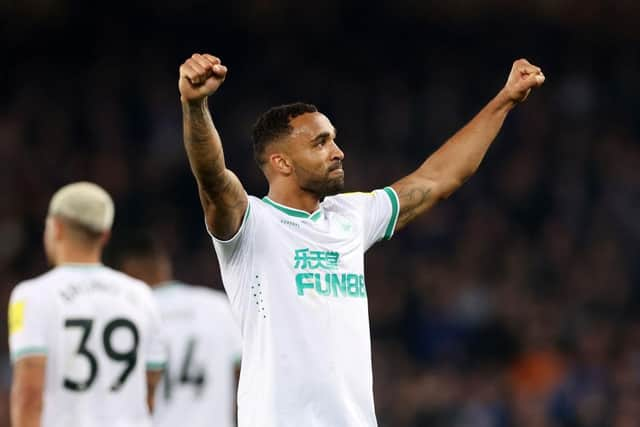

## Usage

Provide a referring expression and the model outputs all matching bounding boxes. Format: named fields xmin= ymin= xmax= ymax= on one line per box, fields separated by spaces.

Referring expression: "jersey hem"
xmin=382 ymin=187 xmax=399 ymax=240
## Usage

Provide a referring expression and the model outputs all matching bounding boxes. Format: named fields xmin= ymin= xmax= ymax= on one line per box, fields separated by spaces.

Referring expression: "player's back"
xmin=9 ymin=264 xmax=165 ymax=427
xmin=151 ymin=282 xmax=241 ymax=427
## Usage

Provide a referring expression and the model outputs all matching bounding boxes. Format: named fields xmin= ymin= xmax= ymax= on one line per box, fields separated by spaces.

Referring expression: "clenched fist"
xmin=179 ymin=53 xmax=228 ymax=103
xmin=503 ymin=59 xmax=545 ymax=103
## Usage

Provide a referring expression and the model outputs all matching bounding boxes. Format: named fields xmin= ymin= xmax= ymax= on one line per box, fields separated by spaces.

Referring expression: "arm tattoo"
xmin=187 ymin=104 xmax=214 ymax=145
xmin=213 ymin=174 xmax=246 ymax=210
xmin=397 ymin=186 xmax=432 ymax=225
xmin=183 ymin=102 xmax=226 ymax=193
xmin=182 ymin=101 xmax=247 ymax=238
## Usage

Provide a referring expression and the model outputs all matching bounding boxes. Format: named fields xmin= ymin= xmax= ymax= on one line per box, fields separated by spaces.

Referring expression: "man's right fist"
xmin=179 ymin=54 xmax=228 ymax=103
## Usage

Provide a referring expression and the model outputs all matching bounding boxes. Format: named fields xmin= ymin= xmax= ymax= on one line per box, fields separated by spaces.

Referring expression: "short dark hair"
xmin=251 ymin=102 xmax=318 ymax=166
xmin=105 ymin=230 xmax=166 ymax=269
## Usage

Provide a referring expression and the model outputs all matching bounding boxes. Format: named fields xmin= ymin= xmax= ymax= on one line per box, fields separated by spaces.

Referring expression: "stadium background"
xmin=1 ymin=1 xmax=640 ymax=425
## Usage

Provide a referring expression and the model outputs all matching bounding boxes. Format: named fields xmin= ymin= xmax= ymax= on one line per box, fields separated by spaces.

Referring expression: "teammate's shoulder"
xmin=100 ymin=266 xmax=151 ymax=293
xmin=184 ymin=283 xmax=229 ymax=306
xmin=101 ymin=265 xmax=142 ymax=283
xmin=184 ymin=283 xmax=227 ymax=302
xmin=10 ymin=268 xmax=62 ymax=298
xmin=154 ymin=281 xmax=228 ymax=307
xmin=193 ymin=287 xmax=234 ymax=319
xmin=198 ymin=286 xmax=229 ymax=305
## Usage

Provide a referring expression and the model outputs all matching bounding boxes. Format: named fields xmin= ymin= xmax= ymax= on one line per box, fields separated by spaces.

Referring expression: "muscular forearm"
xmin=391 ymin=59 xmax=544 ymax=231
xmin=392 ymin=89 xmax=519 ymax=229
xmin=416 ymin=89 xmax=515 ymax=196
xmin=178 ymin=54 xmax=247 ymax=239
xmin=182 ymin=98 xmax=228 ymax=194
xmin=11 ymin=391 xmax=43 ymax=427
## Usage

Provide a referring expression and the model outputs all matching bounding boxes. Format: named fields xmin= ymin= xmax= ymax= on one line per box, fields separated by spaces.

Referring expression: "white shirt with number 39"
xmin=8 ymin=264 xmax=166 ymax=427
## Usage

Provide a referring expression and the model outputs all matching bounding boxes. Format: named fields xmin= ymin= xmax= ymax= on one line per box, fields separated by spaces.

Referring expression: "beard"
xmin=297 ymin=166 xmax=345 ymax=197
xmin=301 ymin=176 xmax=345 ymax=197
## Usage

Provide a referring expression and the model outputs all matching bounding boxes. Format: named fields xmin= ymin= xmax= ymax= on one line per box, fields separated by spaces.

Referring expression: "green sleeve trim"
xmin=382 ymin=187 xmax=399 ymax=240
xmin=11 ymin=347 xmax=47 ymax=362
xmin=146 ymin=361 xmax=166 ymax=371
xmin=262 ymin=197 xmax=322 ymax=221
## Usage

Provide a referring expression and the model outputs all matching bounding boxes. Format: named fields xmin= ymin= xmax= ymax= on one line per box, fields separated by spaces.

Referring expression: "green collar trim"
xmin=153 ymin=281 xmax=182 ymax=291
xmin=58 ymin=263 xmax=103 ymax=269
xmin=262 ymin=197 xmax=322 ymax=221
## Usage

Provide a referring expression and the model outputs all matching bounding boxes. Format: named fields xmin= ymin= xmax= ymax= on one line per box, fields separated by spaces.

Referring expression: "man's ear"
xmin=269 ymin=153 xmax=293 ymax=175
xmin=99 ymin=230 xmax=111 ymax=248
xmin=50 ymin=217 xmax=65 ymax=241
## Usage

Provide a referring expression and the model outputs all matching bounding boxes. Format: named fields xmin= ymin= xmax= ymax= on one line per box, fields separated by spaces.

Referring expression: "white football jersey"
xmin=211 ymin=188 xmax=399 ymax=427
xmin=8 ymin=264 xmax=166 ymax=427
xmin=151 ymin=282 xmax=241 ymax=427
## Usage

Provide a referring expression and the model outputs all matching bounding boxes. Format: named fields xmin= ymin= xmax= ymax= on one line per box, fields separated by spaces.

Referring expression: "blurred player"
xmin=8 ymin=182 xmax=166 ymax=427
xmin=110 ymin=232 xmax=241 ymax=427
xmin=178 ymin=53 xmax=545 ymax=426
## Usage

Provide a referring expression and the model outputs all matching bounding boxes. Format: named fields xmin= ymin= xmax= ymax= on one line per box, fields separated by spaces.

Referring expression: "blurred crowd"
xmin=1 ymin=1 xmax=640 ymax=426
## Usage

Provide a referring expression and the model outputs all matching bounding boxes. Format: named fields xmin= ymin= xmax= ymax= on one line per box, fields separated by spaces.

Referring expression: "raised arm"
xmin=391 ymin=59 xmax=545 ymax=231
xmin=179 ymin=53 xmax=248 ymax=240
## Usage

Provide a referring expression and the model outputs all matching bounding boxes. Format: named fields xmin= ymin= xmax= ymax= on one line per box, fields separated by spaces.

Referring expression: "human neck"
xmin=55 ymin=244 xmax=102 ymax=266
xmin=149 ymin=278 xmax=175 ymax=289
xmin=267 ymin=186 xmax=321 ymax=214
xmin=147 ymin=273 xmax=174 ymax=288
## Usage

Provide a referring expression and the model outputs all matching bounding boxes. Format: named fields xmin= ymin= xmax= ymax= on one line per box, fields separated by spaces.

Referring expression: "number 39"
xmin=64 ymin=318 xmax=139 ymax=392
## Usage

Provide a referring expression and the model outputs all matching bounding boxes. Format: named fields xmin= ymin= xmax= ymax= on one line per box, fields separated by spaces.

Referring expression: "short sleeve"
xmin=144 ymin=293 xmax=167 ymax=371
xmin=209 ymin=198 xmax=254 ymax=265
xmin=8 ymin=282 xmax=50 ymax=363
xmin=337 ymin=187 xmax=399 ymax=251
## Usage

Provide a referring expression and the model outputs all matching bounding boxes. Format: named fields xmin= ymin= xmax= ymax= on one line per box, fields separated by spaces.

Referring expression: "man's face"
xmin=285 ymin=112 xmax=345 ymax=197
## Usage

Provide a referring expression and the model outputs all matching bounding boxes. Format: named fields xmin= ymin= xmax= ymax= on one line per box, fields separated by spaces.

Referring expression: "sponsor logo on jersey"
xmin=293 ymin=248 xmax=366 ymax=298
xmin=294 ymin=248 xmax=339 ymax=270
xmin=280 ymin=219 xmax=300 ymax=228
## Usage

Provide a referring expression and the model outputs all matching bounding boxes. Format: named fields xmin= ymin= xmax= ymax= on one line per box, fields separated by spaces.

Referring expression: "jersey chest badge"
xmin=330 ymin=215 xmax=355 ymax=238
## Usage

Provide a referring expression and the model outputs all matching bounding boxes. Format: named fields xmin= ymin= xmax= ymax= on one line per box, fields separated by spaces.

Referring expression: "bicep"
xmin=390 ymin=175 xmax=440 ymax=231
xmin=198 ymin=169 xmax=248 ymax=240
